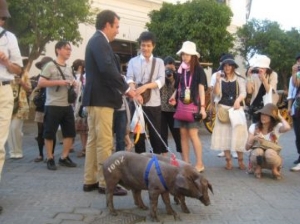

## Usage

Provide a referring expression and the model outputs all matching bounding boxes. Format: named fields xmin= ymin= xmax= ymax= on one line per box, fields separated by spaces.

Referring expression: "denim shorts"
xmin=174 ymin=119 xmax=200 ymax=129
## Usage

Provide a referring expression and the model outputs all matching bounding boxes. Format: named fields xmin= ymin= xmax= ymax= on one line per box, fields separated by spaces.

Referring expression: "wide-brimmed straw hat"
xmin=176 ymin=41 xmax=200 ymax=58
xmin=251 ymin=55 xmax=271 ymax=69
xmin=35 ymin=56 xmax=53 ymax=70
xmin=255 ymin=103 xmax=279 ymax=121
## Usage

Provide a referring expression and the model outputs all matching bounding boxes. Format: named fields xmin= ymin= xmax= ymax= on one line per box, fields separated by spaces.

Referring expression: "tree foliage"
xmin=146 ymin=0 xmax=234 ymax=68
xmin=6 ymin=0 xmax=95 ymax=70
xmin=236 ymin=19 xmax=300 ymax=89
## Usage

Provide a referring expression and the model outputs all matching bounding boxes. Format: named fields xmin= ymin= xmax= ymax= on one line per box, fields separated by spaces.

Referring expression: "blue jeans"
xmin=113 ymin=110 xmax=127 ymax=151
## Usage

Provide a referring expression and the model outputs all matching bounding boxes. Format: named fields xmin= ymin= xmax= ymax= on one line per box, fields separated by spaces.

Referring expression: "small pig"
xmin=103 ymin=151 xmax=213 ymax=222
xmin=142 ymin=152 xmax=213 ymax=213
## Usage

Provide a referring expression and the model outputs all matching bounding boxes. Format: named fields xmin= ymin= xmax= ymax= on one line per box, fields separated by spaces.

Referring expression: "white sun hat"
xmin=252 ymin=55 xmax=271 ymax=69
xmin=176 ymin=41 xmax=200 ymax=58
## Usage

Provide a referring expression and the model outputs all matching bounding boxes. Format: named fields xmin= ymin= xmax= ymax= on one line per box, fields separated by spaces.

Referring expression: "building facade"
xmin=31 ymin=0 xmax=250 ymax=76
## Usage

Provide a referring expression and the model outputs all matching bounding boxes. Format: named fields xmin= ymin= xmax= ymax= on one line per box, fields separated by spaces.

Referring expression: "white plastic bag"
xmin=263 ymin=88 xmax=279 ymax=106
xmin=130 ymin=103 xmax=145 ymax=133
xmin=228 ymin=107 xmax=247 ymax=128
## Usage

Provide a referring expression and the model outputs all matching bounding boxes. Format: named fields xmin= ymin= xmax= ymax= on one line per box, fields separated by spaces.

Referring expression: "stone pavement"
xmin=0 ymin=120 xmax=300 ymax=224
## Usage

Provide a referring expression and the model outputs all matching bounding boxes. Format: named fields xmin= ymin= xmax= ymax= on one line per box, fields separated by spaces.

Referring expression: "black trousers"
xmin=134 ymin=106 xmax=166 ymax=154
xmin=161 ymin=111 xmax=181 ymax=153
xmin=293 ymin=116 xmax=300 ymax=155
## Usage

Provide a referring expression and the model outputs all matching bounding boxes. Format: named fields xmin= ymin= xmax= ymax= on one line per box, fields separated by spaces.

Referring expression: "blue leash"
xmin=144 ymin=155 xmax=168 ymax=191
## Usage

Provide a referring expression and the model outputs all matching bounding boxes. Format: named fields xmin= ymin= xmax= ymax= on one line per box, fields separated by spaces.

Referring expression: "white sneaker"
xmin=217 ymin=151 xmax=225 ymax=157
xmin=231 ymin=151 xmax=238 ymax=159
xmin=290 ymin=163 xmax=300 ymax=172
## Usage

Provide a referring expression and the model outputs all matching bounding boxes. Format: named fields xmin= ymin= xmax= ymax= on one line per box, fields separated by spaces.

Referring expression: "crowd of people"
xmin=0 ymin=3 xmax=300 ymax=213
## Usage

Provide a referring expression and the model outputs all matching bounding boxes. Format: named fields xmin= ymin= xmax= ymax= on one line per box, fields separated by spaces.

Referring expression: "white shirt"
xmin=287 ymin=76 xmax=299 ymax=116
xmin=0 ymin=28 xmax=23 ymax=81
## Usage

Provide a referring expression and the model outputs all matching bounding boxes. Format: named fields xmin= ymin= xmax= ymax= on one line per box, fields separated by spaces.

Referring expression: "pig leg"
xmin=105 ymin=181 xmax=118 ymax=216
xmin=177 ymin=194 xmax=190 ymax=213
xmin=148 ymin=191 xmax=160 ymax=222
xmin=174 ymin=195 xmax=180 ymax=205
xmin=161 ymin=192 xmax=181 ymax=221
xmin=132 ymin=189 xmax=148 ymax=210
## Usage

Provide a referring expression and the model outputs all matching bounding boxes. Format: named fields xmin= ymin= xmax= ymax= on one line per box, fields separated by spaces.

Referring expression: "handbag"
xmin=54 ymin=60 xmax=77 ymax=104
xmin=217 ymin=106 xmax=230 ymax=123
xmin=252 ymin=139 xmax=282 ymax=152
xmin=12 ymin=85 xmax=21 ymax=115
xmin=263 ymin=88 xmax=279 ymax=105
xmin=173 ymin=100 xmax=199 ymax=122
xmin=33 ymin=88 xmax=46 ymax=108
xmin=228 ymin=107 xmax=246 ymax=127
xmin=137 ymin=58 xmax=156 ymax=104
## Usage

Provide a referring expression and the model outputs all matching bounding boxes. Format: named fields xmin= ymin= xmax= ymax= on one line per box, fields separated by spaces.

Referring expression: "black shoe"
xmin=83 ymin=183 xmax=99 ymax=192
xmin=0 ymin=205 xmax=3 ymax=213
xmin=47 ymin=158 xmax=57 ymax=170
xmin=59 ymin=156 xmax=77 ymax=167
xmin=293 ymin=157 xmax=300 ymax=164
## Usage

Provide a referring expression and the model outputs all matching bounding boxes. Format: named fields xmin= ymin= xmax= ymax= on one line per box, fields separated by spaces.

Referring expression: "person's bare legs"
xmin=45 ymin=139 xmax=54 ymax=159
xmin=61 ymin=137 xmax=73 ymax=158
xmin=180 ymin=128 xmax=190 ymax=163
xmin=224 ymin=150 xmax=232 ymax=170
xmin=189 ymin=128 xmax=204 ymax=171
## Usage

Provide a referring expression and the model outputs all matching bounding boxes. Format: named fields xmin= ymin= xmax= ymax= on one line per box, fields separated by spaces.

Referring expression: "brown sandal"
xmin=225 ymin=158 xmax=233 ymax=170
xmin=238 ymin=159 xmax=246 ymax=170
xmin=77 ymin=149 xmax=86 ymax=158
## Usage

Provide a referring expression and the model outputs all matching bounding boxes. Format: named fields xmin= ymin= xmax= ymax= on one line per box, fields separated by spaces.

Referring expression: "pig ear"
xmin=208 ymin=182 xmax=214 ymax=194
xmin=176 ymin=174 xmax=188 ymax=189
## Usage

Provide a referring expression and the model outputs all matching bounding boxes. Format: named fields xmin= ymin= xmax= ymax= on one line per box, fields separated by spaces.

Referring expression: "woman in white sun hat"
xmin=169 ymin=41 xmax=207 ymax=173
xmin=246 ymin=55 xmax=278 ymax=123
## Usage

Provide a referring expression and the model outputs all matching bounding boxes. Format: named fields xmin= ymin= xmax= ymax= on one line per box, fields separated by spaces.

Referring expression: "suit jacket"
xmin=82 ymin=31 xmax=128 ymax=109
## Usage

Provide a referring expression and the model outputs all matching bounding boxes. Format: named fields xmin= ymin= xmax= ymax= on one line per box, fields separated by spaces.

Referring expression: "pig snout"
xmin=199 ymin=195 xmax=210 ymax=206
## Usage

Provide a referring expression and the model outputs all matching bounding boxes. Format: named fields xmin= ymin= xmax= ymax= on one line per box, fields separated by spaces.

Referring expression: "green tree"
xmin=236 ymin=19 xmax=300 ymax=89
xmin=6 ymin=0 xmax=95 ymax=70
xmin=146 ymin=0 xmax=234 ymax=68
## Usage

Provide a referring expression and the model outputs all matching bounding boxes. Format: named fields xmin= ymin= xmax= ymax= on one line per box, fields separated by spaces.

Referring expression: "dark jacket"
xmin=82 ymin=31 xmax=128 ymax=109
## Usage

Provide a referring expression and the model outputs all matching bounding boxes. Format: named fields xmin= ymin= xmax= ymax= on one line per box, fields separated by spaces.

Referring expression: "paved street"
xmin=0 ymin=120 xmax=300 ymax=224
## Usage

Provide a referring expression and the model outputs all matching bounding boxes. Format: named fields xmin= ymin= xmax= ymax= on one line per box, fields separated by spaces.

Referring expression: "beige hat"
xmin=176 ymin=41 xmax=200 ymax=58
xmin=255 ymin=103 xmax=279 ymax=121
xmin=252 ymin=55 xmax=271 ymax=69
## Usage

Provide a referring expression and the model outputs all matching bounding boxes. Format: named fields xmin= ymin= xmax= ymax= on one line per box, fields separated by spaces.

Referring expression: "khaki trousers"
xmin=0 ymin=85 xmax=13 ymax=181
xmin=84 ymin=106 xmax=114 ymax=187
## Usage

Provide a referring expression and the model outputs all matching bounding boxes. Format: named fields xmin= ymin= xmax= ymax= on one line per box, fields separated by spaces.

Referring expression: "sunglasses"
xmin=0 ymin=17 xmax=7 ymax=21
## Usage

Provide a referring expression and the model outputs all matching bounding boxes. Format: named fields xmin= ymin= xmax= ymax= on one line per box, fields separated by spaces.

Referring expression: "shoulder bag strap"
xmin=0 ymin=29 xmax=6 ymax=38
xmin=53 ymin=61 xmax=67 ymax=92
xmin=148 ymin=58 xmax=156 ymax=82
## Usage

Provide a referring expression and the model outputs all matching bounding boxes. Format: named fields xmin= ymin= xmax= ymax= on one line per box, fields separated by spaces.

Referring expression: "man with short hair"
xmin=0 ymin=0 xmax=23 ymax=213
xmin=38 ymin=41 xmax=77 ymax=171
xmin=82 ymin=10 xmax=135 ymax=195
xmin=126 ymin=31 xmax=165 ymax=154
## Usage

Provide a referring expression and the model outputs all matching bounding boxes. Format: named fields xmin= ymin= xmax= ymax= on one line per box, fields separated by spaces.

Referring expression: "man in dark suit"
xmin=82 ymin=10 xmax=135 ymax=195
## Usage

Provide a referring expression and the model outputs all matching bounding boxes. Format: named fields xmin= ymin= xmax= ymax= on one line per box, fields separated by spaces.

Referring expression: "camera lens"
xmin=251 ymin=68 xmax=259 ymax=74
xmin=165 ymin=69 xmax=173 ymax=77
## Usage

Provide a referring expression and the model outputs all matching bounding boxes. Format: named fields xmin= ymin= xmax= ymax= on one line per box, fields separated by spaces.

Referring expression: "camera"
xmin=251 ymin=68 xmax=259 ymax=74
xmin=193 ymin=113 xmax=202 ymax=121
xmin=165 ymin=69 xmax=174 ymax=78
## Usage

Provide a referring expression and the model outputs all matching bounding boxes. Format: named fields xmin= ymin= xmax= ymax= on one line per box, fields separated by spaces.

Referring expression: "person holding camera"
xmin=160 ymin=56 xmax=181 ymax=156
xmin=169 ymin=41 xmax=207 ymax=172
xmin=211 ymin=57 xmax=247 ymax=170
xmin=246 ymin=55 xmax=278 ymax=123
